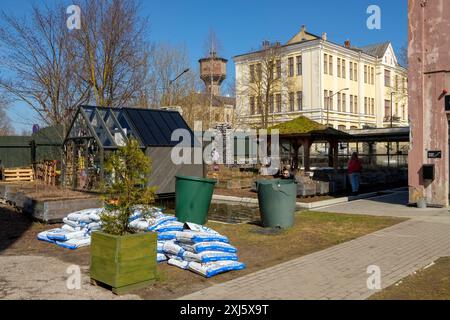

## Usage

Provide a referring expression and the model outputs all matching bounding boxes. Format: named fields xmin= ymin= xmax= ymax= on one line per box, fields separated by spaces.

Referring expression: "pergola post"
xmin=292 ymin=140 xmax=299 ymax=171
xmin=302 ymin=138 xmax=312 ymax=172
xmin=328 ymin=139 xmax=339 ymax=169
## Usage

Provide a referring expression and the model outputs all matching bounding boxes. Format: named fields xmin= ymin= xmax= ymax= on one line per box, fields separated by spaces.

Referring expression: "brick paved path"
xmin=181 ymin=192 xmax=450 ymax=300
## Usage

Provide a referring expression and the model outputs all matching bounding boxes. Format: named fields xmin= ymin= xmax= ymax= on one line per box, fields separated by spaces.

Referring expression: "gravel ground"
xmin=0 ymin=255 xmax=139 ymax=300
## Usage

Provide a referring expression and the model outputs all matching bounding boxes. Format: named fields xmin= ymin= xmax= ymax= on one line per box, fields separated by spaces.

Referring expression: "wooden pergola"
xmin=268 ymin=116 xmax=350 ymax=171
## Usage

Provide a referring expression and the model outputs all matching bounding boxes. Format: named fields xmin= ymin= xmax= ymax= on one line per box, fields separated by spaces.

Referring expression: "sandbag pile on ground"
xmin=37 ymin=206 xmax=246 ymax=277
xmin=132 ymin=215 xmax=246 ymax=278
xmin=37 ymin=208 xmax=104 ymax=250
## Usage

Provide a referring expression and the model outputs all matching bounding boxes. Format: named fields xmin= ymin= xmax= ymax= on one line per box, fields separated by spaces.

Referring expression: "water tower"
xmin=199 ymin=51 xmax=227 ymax=96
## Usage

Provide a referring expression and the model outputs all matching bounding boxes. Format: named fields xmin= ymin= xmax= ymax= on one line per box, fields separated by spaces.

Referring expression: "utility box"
xmin=422 ymin=164 xmax=435 ymax=181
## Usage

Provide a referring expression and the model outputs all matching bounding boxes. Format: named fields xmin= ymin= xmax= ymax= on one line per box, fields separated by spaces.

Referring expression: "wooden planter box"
xmin=90 ymin=231 xmax=157 ymax=295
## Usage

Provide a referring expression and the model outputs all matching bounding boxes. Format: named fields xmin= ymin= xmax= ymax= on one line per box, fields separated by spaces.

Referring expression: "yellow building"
xmin=233 ymin=26 xmax=408 ymax=130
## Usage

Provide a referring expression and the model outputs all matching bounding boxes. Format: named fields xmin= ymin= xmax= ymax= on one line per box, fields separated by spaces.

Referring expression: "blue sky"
xmin=1 ymin=0 xmax=407 ymax=133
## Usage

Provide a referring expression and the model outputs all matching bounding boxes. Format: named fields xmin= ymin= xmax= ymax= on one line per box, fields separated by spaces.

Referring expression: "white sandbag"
xmin=61 ymin=224 xmax=81 ymax=232
xmin=180 ymin=241 xmax=237 ymax=254
xmin=157 ymin=231 xmax=178 ymax=241
xmin=63 ymin=217 xmax=88 ymax=228
xmin=175 ymin=231 xmax=229 ymax=244
xmin=183 ymin=222 xmax=219 ymax=235
xmin=129 ymin=218 xmax=149 ymax=231
xmin=147 ymin=216 xmax=178 ymax=231
xmin=182 ymin=251 xmax=238 ymax=263
xmin=46 ymin=229 xmax=88 ymax=241
xmin=67 ymin=208 xmax=101 ymax=221
xmin=162 ymin=241 xmax=185 ymax=257
xmin=153 ymin=221 xmax=184 ymax=233
xmin=87 ymin=222 xmax=102 ymax=231
xmin=37 ymin=229 xmax=59 ymax=244
xmin=157 ymin=241 xmax=165 ymax=253
xmin=167 ymin=258 xmax=190 ymax=270
xmin=157 ymin=253 xmax=168 ymax=263
xmin=56 ymin=235 xmax=91 ymax=250
xmin=188 ymin=261 xmax=246 ymax=278
xmin=88 ymin=210 xmax=103 ymax=222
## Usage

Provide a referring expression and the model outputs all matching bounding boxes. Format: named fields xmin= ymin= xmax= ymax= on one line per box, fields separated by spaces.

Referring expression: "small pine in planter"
xmin=90 ymin=139 xmax=158 ymax=294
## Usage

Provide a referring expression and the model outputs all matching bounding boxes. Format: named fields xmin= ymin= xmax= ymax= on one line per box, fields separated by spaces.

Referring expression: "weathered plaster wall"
xmin=408 ymin=0 xmax=450 ymax=206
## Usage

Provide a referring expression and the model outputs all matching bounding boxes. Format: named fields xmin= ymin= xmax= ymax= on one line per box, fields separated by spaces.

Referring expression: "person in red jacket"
xmin=348 ymin=152 xmax=362 ymax=195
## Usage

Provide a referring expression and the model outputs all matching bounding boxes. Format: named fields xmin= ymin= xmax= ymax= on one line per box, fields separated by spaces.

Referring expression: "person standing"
xmin=347 ymin=152 xmax=362 ymax=195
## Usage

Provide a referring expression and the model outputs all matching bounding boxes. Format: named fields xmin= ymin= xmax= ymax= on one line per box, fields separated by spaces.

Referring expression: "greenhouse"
xmin=63 ymin=105 xmax=202 ymax=196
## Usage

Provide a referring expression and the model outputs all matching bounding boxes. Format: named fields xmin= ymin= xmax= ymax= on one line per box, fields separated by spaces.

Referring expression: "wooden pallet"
xmin=2 ymin=167 xmax=34 ymax=182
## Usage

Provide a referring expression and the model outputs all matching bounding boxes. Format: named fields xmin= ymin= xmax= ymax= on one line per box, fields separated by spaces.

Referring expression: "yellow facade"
xmin=234 ymin=27 xmax=408 ymax=130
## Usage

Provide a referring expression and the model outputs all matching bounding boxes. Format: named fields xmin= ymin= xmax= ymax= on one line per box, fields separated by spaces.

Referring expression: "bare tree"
xmin=0 ymin=4 xmax=90 ymax=135
xmin=398 ymin=43 xmax=408 ymax=68
xmin=0 ymin=96 xmax=12 ymax=136
xmin=236 ymin=42 xmax=287 ymax=129
xmin=145 ymin=43 xmax=199 ymax=108
xmin=75 ymin=0 xmax=149 ymax=108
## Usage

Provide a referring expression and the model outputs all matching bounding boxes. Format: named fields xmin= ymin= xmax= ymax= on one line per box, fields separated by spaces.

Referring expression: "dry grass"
xmin=369 ymin=257 xmax=450 ymax=300
xmin=136 ymin=211 xmax=405 ymax=299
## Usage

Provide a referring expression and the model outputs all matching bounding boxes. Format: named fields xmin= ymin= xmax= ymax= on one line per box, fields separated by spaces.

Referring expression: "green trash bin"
xmin=175 ymin=175 xmax=217 ymax=225
xmin=256 ymin=179 xmax=297 ymax=228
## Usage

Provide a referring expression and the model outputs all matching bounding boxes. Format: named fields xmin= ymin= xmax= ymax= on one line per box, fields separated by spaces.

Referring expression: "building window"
xmin=324 ymin=90 xmax=329 ymax=108
xmin=338 ymin=125 xmax=346 ymax=131
xmin=256 ymin=63 xmax=262 ymax=82
xmin=289 ymin=92 xmax=295 ymax=111
xmin=364 ymin=65 xmax=368 ymax=84
xmin=337 ymin=58 xmax=341 ymax=77
xmin=329 ymin=55 xmax=333 ymax=75
xmin=385 ymin=70 xmax=391 ymax=87
xmin=329 ymin=90 xmax=333 ymax=109
xmin=249 ymin=65 xmax=255 ymax=83
xmin=297 ymin=55 xmax=302 ymax=76
xmin=337 ymin=92 xmax=341 ymax=111
xmin=402 ymin=104 xmax=406 ymax=120
xmin=385 ymin=100 xmax=391 ymax=118
xmin=250 ymin=96 xmax=255 ymax=115
xmin=350 ymin=63 xmax=353 ymax=81
xmin=288 ymin=57 xmax=294 ymax=77
xmin=257 ymin=97 xmax=262 ymax=114
xmin=324 ymin=54 xmax=328 ymax=74
xmin=276 ymin=94 xmax=281 ymax=113
xmin=371 ymin=98 xmax=375 ymax=115
xmin=276 ymin=60 xmax=281 ymax=79
xmin=342 ymin=93 xmax=346 ymax=112
xmin=354 ymin=95 xmax=358 ymax=113
xmin=297 ymin=91 xmax=303 ymax=110
xmin=350 ymin=95 xmax=354 ymax=112
xmin=269 ymin=95 xmax=274 ymax=113
xmin=371 ymin=67 xmax=374 ymax=85
xmin=354 ymin=63 xmax=358 ymax=81
xmin=395 ymin=75 xmax=399 ymax=90
xmin=364 ymin=97 xmax=368 ymax=114
xmin=342 ymin=59 xmax=346 ymax=79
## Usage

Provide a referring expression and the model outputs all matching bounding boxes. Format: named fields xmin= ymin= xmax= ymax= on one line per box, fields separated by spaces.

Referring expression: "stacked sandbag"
xmin=149 ymin=221 xmax=246 ymax=278
xmin=37 ymin=208 xmax=104 ymax=250
xmin=37 ymin=206 xmax=246 ymax=277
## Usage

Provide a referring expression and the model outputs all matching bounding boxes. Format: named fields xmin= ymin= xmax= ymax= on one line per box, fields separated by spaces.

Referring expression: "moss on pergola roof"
xmin=268 ymin=116 xmax=349 ymax=137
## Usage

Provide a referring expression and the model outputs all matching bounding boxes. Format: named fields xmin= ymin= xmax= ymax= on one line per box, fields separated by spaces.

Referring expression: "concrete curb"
xmin=212 ymin=190 xmax=392 ymax=211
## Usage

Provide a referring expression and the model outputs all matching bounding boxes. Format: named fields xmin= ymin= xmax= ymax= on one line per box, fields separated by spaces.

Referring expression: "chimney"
xmin=322 ymin=32 xmax=327 ymax=41
xmin=262 ymin=40 xmax=270 ymax=49
xmin=344 ymin=40 xmax=351 ymax=49
xmin=301 ymin=25 xmax=306 ymax=32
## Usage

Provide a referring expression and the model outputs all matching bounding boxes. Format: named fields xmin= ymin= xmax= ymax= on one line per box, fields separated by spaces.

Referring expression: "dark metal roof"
xmin=123 ymin=107 xmax=193 ymax=147
xmin=74 ymin=106 xmax=194 ymax=148
xmin=356 ymin=42 xmax=390 ymax=58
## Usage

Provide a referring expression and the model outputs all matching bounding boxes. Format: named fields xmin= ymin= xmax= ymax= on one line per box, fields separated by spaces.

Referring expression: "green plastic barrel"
xmin=175 ymin=175 xmax=217 ymax=225
xmin=256 ymin=179 xmax=297 ymax=228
